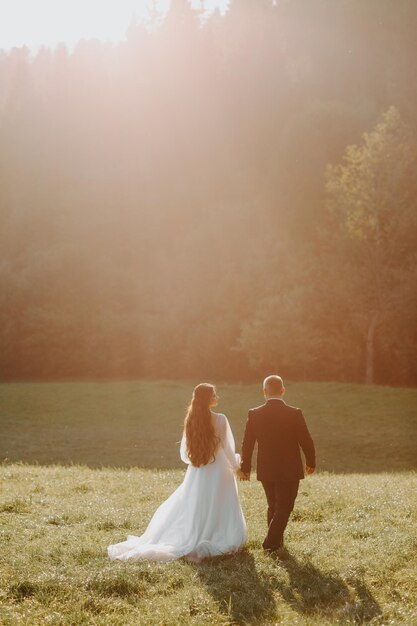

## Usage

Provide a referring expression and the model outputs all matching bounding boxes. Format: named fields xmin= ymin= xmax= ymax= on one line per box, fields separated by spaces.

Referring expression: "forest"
xmin=0 ymin=0 xmax=416 ymax=385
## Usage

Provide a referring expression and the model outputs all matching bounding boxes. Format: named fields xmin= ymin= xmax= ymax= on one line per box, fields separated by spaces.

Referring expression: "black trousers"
xmin=261 ymin=480 xmax=300 ymax=550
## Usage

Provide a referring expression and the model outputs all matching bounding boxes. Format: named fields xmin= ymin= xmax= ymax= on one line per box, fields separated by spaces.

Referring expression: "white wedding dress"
xmin=107 ymin=412 xmax=247 ymax=562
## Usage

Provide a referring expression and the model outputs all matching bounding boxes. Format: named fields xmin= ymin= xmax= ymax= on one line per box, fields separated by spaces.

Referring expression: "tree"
xmin=1 ymin=2 xmax=417 ymax=384
xmin=325 ymin=107 xmax=417 ymax=383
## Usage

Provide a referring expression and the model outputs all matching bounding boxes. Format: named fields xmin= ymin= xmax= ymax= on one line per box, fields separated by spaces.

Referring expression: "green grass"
xmin=1 ymin=380 xmax=416 ymax=472
xmin=1 ymin=381 xmax=416 ymax=624
xmin=0 ymin=464 xmax=416 ymax=625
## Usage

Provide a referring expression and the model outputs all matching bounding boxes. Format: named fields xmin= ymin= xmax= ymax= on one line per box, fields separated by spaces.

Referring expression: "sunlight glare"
xmin=0 ymin=0 xmax=228 ymax=52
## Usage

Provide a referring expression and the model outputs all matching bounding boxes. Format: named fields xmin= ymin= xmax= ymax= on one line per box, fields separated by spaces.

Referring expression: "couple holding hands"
xmin=108 ymin=375 xmax=316 ymax=563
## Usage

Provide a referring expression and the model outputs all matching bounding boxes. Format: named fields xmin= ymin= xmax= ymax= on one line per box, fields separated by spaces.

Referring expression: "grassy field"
xmin=1 ymin=382 xmax=416 ymax=624
xmin=0 ymin=464 xmax=416 ymax=625
xmin=1 ymin=380 xmax=416 ymax=472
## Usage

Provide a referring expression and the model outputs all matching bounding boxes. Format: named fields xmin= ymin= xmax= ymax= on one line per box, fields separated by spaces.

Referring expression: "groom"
xmin=238 ymin=375 xmax=316 ymax=553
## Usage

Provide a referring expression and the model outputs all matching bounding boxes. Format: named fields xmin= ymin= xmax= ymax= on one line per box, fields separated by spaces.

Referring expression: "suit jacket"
xmin=241 ymin=398 xmax=315 ymax=482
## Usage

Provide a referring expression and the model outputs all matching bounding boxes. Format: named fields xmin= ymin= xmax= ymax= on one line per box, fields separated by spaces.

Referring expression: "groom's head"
xmin=263 ymin=375 xmax=285 ymax=399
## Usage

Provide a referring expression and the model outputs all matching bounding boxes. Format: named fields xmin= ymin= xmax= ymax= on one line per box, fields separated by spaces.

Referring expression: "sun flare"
xmin=0 ymin=0 xmax=228 ymax=51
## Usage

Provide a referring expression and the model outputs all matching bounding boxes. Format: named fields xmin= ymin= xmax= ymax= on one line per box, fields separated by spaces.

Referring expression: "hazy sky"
xmin=0 ymin=0 xmax=228 ymax=51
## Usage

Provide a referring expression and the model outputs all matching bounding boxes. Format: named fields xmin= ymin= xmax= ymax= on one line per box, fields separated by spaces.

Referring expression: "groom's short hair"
xmin=263 ymin=375 xmax=284 ymax=395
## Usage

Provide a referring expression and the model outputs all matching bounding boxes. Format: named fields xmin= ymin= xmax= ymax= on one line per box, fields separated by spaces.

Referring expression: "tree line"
xmin=1 ymin=0 xmax=416 ymax=385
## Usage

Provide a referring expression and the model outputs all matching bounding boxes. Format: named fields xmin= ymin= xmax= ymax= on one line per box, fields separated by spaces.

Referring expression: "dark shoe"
xmin=275 ymin=546 xmax=290 ymax=560
xmin=263 ymin=546 xmax=290 ymax=560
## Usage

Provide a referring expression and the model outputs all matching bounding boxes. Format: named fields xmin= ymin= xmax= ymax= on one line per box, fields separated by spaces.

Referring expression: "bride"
xmin=107 ymin=383 xmax=247 ymax=562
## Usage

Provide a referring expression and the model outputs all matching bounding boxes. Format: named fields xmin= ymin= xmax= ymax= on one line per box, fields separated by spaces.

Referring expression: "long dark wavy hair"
xmin=184 ymin=383 xmax=220 ymax=467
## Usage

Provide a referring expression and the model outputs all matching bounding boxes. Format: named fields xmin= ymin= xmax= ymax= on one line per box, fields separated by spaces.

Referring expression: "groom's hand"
xmin=236 ymin=469 xmax=250 ymax=481
xmin=305 ymin=465 xmax=315 ymax=475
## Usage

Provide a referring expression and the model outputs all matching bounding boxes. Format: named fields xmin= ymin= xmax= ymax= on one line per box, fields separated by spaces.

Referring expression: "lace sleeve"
xmin=180 ymin=433 xmax=190 ymax=465
xmin=218 ymin=414 xmax=240 ymax=471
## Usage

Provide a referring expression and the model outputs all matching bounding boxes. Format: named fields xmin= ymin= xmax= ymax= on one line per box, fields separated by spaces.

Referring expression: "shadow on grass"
xmin=272 ymin=553 xmax=381 ymax=623
xmin=193 ymin=549 xmax=275 ymax=624
xmin=345 ymin=574 xmax=383 ymax=623
xmin=194 ymin=550 xmax=382 ymax=625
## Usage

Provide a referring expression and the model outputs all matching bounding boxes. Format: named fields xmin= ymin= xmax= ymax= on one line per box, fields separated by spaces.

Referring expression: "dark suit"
xmin=241 ymin=398 xmax=315 ymax=550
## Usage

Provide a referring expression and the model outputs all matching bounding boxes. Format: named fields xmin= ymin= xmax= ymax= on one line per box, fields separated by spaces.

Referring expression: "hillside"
xmin=1 ymin=381 xmax=416 ymax=472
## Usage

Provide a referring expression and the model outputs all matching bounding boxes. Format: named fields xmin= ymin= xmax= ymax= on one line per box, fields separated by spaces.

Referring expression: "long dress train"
xmin=107 ymin=412 xmax=247 ymax=563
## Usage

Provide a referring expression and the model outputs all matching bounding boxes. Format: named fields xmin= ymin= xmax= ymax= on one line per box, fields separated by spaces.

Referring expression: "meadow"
xmin=1 ymin=381 xmax=416 ymax=625
xmin=0 ymin=465 xmax=416 ymax=625
xmin=1 ymin=380 xmax=416 ymax=472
